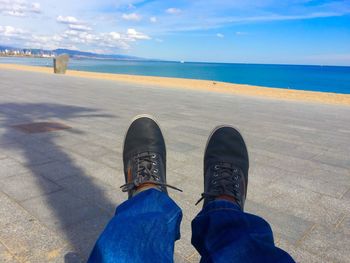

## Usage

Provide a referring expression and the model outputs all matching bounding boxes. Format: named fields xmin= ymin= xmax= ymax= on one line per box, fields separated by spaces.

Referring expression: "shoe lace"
xmin=120 ymin=153 xmax=182 ymax=192
xmin=195 ymin=163 xmax=241 ymax=205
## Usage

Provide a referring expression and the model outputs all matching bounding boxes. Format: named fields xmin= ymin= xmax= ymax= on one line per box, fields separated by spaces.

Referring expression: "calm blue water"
xmin=1 ymin=56 xmax=350 ymax=94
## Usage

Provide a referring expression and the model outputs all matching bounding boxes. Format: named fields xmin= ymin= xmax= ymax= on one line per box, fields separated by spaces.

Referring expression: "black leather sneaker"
xmin=120 ymin=115 xmax=182 ymax=198
xmin=196 ymin=126 xmax=249 ymax=210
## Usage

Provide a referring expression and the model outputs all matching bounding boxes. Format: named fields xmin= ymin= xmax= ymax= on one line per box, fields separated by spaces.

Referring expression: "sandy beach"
xmin=1 ymin=63 xmax=349 ymax=106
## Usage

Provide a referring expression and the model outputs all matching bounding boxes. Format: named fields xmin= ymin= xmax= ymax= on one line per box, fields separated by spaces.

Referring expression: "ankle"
xmin=133 ymin=183 xmax=159 ymax=196
xmin=215 ymin=195 xmax=236 ymax=203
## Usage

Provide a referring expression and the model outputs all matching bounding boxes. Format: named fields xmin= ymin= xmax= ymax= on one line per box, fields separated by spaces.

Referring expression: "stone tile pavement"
xmin=0 ymin=69 xmax=349 ymax=262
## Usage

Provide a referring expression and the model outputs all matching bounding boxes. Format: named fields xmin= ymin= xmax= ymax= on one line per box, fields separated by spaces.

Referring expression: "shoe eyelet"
xmin=233 ymin=168 xmax=238 ymax=173
xmin=152 ymin=154 xmax=156 ymax=158
xmin=235 ymin=184 xmax=239 ymax=188
xmin=153 ymin=161 xmax=157 ymax=165
xmin=212 ymin=180 xmax=217 ymax=184
xmin=154 ymin=169 xmax=158 ymax=173
xmin=213 ymin=173 xmax=218 ymax=177
xmin=214 ymin=165 xmax=219 ymax=170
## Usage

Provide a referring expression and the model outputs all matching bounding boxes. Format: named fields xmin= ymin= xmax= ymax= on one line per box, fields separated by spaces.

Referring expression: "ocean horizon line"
xmin=2 ymin=54 xmax=350 ymax=68
xmin=1 ymin=56 xmax=350 ymax=94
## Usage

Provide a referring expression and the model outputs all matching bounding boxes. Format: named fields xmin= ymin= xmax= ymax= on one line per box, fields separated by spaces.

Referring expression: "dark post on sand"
xmin=53 ymin=54 xmax=69 ymax=74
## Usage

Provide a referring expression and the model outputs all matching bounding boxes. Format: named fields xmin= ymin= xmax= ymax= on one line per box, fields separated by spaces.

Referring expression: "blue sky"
xmin=0 ymin=0 xmax=350 ymax=65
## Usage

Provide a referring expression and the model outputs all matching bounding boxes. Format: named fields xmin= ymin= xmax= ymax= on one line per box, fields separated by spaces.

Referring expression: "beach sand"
xmin=1 ymin=63 xmax=349 ymax=106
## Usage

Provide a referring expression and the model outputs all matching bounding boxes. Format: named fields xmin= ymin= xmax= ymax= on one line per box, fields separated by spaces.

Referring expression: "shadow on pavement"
xmin=0 ymin=103 xmax=120 ymax=262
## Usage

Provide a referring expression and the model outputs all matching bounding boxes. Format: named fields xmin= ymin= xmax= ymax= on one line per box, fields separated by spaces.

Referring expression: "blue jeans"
xmin=88 ymin=189 xmax=294 ymax=263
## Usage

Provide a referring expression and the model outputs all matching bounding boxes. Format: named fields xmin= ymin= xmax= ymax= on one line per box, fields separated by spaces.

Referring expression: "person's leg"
xmin=89 ymin=189 xmax=182 ymax=263
xmin=88 ymin=116 xmax=182 ymax=263
xmin=192 ymin=126 xmax=294 ymax=263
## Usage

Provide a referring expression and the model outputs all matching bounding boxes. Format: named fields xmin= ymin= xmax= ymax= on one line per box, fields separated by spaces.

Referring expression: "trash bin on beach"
xmin=53 ymin=54 xmax=69 ymax=74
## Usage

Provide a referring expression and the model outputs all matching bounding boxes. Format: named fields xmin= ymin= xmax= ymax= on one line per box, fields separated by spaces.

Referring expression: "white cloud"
xmin=216 ymin=33 xmax=224 ymax=38
xmin=126 ymin=28 xmax=151 ymax=40
xmin=62 ymin=30 xmax=80 ymax=36
xmin=0 ymin=0 xmax=41 ymax=17
xmin=0 ymin=25 xmax=27 ymax=38
xmin=31 ymin=2 xmax=40 ymax=13
xmin=56 ymin=16 xmax=81 ymax=24
xmin=68 ymin=24 xmax=92 ymax=31
xmin=122 ymin=13 xmax=142 ymax=21
xmin=166 ymin=8 xmax=181 ymax=15
xmin=56 ymin=28 xmax=150 ymax=51
xmin=150 ymin=16 xmax=157 ymax=23
xmin=155 ymin=38 xmax=163 ymax=42
xmin=0 ymin=24 xmax=152 ymax=52
xmin=57 ymin=15 xmax=92 ymax=32
xmin=109 ymin=32 xmax=121 ymax=40
xmin=0 ymin=25 xmax=61 ymax=49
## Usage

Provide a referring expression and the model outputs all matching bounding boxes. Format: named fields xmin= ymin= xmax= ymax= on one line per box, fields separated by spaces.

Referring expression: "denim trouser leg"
xmin=191 ymin=200 xmax=295 ymax=263
xmin=88 ymin=189 xmax=182 ymax=263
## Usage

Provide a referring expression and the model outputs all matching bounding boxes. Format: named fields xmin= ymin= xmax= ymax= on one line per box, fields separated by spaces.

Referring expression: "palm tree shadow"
xmin=0 ymin=103 xmax=121 ymax=262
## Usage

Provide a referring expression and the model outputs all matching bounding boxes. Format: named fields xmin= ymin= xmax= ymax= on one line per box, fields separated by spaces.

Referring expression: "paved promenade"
xmin=0 ymin=69 xmax=349 ymax=263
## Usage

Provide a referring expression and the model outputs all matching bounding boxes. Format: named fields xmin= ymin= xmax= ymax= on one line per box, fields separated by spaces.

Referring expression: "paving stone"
xmin=55 ymin=174 xmax=122 ymax=214
xmin=93 ymin=150 xmax=123 ymax=169
xmin=245 ymin=200 xmax=314 ymax=245
xmin=20 ymin=190 xmax=109 ymax=230
xmin=294 ymin=168 xmax=349 ymax=198
xmin=246 ymin=179 xmax=282 ymax=204
xmin=259 ymin=156 xmax=350 ymax=198
xmin=174 ymin=218 xmax=198 ymax=260
xmin=280 ymin=142 xmax=327 ymax=160
xmin=312 ymin=150 xmax=350 ymax=169
xmin=341 ymin=188 xmax=350 ymax=200
xmin=64 ymin=141 xmax=112 ymax=160
xmin=300 ymin=224 xmax=350 ymax=263
xmin=0 ymin=243 xmax=20 ymax=263
xmin=0 ymin=151 xmax=7 ymax=159
xmin=2 ymin=146 xmax=53 ymax=166
xmin=276 ymin=238 xmax=327 ymax=263
xmin=42 ymin=146 xmax=80 ymax=162
xmin=1 ymin=68 xmax=350 ymax=262
xmin=16 ymin=135 xmax=62 ymax=153
xmin=168 ymin=140 xmax=199 ymax=153
xmin=63 ymin=153 xmax=120 ymax=187
xmin=0 ymin=192 xmax=73 ymax=263
xmin=318 ymin=194 xmax=350 ymax=215
xmin=174 ymin=253 xmax=190 ymax=263
xmin=59 ymin=215 xmax=111 ymax=261
xmin=52 ymin=134 xmax=88 ymax=148
xmin=336 ymin=216 xmax=350 ymax=235
xmin=254 ymin=137 xmax=301 ymax=156
xmin=0 ymin=191 xmax=37 ymax=226
xmin=28 ymin=160 xmax=83 ymax=181
xmin=265 ymin=180 xmax=347 ymax=228
xmin=172 ymin=125 xmax=210 ymax=136
xmin=0 ymin=219 xmax=74 ymax=262
xmin=249 ymin=162 xmax=287 ymax=185
xmin=0 ymin=136 xmax=18 ymax=147
xmin=185 ymin=252 xmax=201 ymax=263
xmin=0 ymin=157 xmax=31 ymax=178
xmin=0 ymin=172 xmax=62 ymax=202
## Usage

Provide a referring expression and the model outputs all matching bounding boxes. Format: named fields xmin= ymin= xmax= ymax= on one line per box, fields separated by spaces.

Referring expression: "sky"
xmin=0 ymin=0 xmax=350 ymax=65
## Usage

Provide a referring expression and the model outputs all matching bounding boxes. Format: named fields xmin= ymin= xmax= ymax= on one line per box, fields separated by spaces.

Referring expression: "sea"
xmin=1 ymin=56 xmax=350 ymax=94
